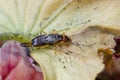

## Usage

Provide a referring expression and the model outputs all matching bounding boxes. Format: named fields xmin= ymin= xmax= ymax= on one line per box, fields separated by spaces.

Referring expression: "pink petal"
xmin=0 ymin=40 xmax=44 ymax=80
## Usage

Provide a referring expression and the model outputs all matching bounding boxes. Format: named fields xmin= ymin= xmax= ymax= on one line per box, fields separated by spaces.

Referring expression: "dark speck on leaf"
xmin=88 ymin=20 xmax=91 ymax=22
xmin=58 ymin=58 xmax=61 ymax=62
xmin=65 ymin=52 xmax=69 ymax=55
xmin=77 ymin=0 xmax=81 ymax=2
xmin=77 ymin=6 xmax=79 ymax=9
xmin=63 ymin=66 xmax=66 ymax=69
xmin=93 ymin=7 xmax=97 ymax=10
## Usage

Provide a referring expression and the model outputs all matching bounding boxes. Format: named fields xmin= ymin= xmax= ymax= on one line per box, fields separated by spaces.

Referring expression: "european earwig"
xmin=21 ymin=34 xmax=71 ymax=47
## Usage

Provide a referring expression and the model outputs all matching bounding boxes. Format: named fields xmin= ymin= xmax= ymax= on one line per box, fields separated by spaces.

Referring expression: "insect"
xmin=21 ymin=33 xmax=71 ymax=47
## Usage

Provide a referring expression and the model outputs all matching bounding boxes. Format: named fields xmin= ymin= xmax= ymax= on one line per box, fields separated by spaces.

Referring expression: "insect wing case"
xmin=46 ymin=34 xmax=63 ymax=44
xmin=32 ymin=35 xmax=46 ymax=46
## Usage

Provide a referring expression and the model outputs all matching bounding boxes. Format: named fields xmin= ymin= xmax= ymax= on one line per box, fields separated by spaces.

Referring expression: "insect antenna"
xmin=21 ymin=42 xmax=32 ymax=47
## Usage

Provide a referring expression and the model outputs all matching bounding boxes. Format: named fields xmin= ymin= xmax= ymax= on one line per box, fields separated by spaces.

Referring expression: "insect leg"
xmin=39 ymin=44 xmax=50 ymax=49
xmin=54 ymin=46 xmax=58 ymax=55
xmin=61 ymin=32 xmax=66 ymax=41
xmin=21 ymin=42 xmax=32 ymax=47
xmin=50 ymin=29 xmax=59 ymax=34
xmin=39 ymin=30 xmax=47 ymax=35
